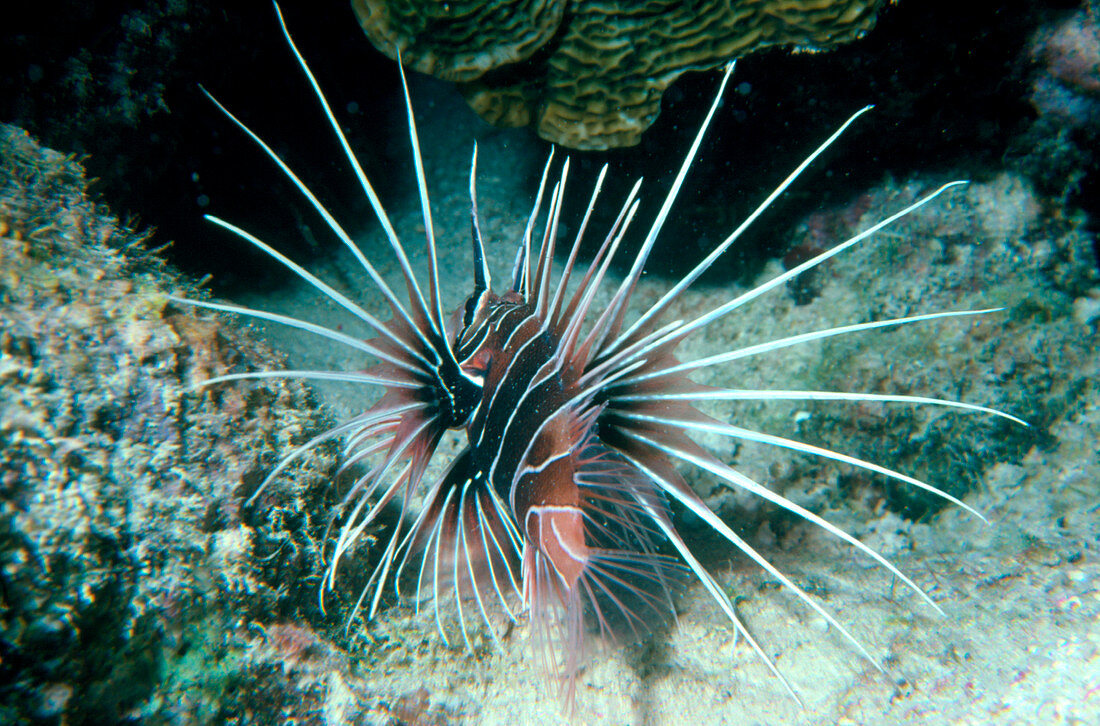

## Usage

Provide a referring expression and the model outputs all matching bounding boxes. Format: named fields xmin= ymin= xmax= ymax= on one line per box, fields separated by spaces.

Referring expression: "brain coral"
xmin=353 ymin=0 xmax=892 ymax=149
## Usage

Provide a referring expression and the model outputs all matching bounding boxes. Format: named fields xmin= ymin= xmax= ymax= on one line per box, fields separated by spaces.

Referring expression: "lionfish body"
xmin=176 ymin=3 xmax=1026 ymax=710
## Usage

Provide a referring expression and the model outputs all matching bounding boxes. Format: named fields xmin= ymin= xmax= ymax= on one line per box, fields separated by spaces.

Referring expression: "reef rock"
xmin=0 ymin=125 xmax=352 ymax=723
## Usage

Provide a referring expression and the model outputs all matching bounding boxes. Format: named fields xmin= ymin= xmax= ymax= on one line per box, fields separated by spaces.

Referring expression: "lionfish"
xmin=173 ymin=2 xmax=1025 ymax=711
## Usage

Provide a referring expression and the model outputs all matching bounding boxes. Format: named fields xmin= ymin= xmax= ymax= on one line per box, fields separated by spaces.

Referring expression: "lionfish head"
xmin=173 ymin=1 xmax=1027 ymax=714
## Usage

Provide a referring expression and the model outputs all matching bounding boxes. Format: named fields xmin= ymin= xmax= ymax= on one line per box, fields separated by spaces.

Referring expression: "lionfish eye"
xmin=459 ymin=347 xmax=492 ymax=388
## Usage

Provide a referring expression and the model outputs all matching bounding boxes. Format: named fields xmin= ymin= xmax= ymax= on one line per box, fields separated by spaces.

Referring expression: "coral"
xmin=352 ymin=0 xmax=565 ymax=83
xmin=353 ymin=0 xmax=892 ymax=149
xmin=0 ymin=124 xmax=342 ymax=723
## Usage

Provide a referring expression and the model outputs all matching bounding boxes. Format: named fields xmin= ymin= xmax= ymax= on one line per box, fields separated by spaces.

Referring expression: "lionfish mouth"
xmin=172 ymin=2 xmax=1026 ymax=711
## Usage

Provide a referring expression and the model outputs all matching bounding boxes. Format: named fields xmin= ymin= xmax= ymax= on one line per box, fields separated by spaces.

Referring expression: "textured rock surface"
xmin=354 ymin=0 xmax=891 ymax=149
xmin=0 ymin=125 xmax=346 ymax=723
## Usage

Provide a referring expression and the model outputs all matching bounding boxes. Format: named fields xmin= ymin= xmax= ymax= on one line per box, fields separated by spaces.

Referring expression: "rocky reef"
xmin=0 ymin=125 xmax=380 ymax=723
